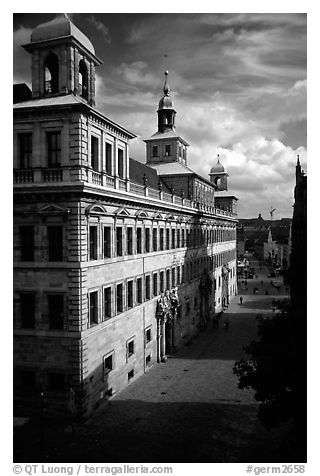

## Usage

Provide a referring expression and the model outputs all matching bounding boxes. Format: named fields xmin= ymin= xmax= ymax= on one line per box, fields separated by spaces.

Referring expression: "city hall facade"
xmin=13 ymin=14 xmax=238 ymax=416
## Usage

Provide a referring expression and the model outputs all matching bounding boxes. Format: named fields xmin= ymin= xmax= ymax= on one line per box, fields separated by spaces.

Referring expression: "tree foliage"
xmin=233 ymin=307 xmax=305 ymax=431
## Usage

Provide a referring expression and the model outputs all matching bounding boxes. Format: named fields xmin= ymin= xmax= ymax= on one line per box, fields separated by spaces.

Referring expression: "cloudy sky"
xmin=13 ymin=13 xmax=307 ymax=219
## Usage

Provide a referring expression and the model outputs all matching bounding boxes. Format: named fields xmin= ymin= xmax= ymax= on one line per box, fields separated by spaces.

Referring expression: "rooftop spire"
xmin=163 ymin=71 xmax=170 ymax=96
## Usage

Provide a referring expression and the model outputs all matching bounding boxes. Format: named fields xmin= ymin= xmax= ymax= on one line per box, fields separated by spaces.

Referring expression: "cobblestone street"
xmin=14 ymin=260 xmax=292 ymax=463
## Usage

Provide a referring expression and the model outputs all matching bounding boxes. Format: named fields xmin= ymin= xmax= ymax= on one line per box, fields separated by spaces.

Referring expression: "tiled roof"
xmin=148 ymin=161 xmax=195 ymax=175
xmin=144 ymin=129 xmax=189 ymax=146
xmin=129 ymin=158 xmax=171 ymax=193
xmin=13 ymin=94 xmax=85 ymax=109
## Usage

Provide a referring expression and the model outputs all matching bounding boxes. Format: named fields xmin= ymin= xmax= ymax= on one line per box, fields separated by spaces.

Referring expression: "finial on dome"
xmin=163 ymin=71 xmax=170 ymax=96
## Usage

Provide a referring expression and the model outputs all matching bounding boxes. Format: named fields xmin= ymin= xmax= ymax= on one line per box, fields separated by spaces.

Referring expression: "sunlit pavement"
xmin=14 ymin=258 xmax=292 ymax=463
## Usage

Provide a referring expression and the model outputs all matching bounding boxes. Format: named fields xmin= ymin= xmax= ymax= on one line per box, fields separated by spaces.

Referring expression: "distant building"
xmin=13 ymin=14 xmax=238 ymax=416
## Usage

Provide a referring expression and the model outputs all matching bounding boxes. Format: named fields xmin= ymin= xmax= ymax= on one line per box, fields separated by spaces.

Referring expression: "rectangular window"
xmin=127 ymin=337 xmax=135 ymax=360
xmin=137 ymin=227 xmax=142 ymax=254
xmin=177 ymin=266 xmax=181 ymax=285
xmin=48 ymin=226 xmax=63 ymax=261
xmin=145 ymin=327 xmax=152 ymax=343
xmin=166 ymin=228 xmax=170 ymax=250
xmin=48 ymin=372 xmax=65 ymax=392
xmin=103 ymin=352 xmax=114 ymax=375
xmin=153 ymin=273 xmax=158 ymax=297
xmin=165 ymin=144 xmax=171 ymax=156
xmin=182 ymin=229 xmax=185 ymax=247
xmin=128 ymin=369 xmax=134 ymax=381
xmin=89 ymin=291 xmax=99 ymax=326
xmin=19 ymin=369 xmax=36 ymax=392
xmin=160 ymin=228 xmax=164 ymax=251
xmin=118 ymin=148 xmax=124 ymax=178
xmin=89 ymin=226 xmax=98 ymax=260
xmin=19 ymin=133 xmax=32 ymax=169
xmin=145 ymin=275 xmax=151 ymax=300
xmin=104 ymin=287 xmax=112 ymax=319
xmin=171 ymin=229 xmax=176 ymax=249
xmin=177 ymin=229 xmax=180 ymax=248
xmin=47 ymin=131 xmax=61 ymax=167
xmin=127 ymin=280 xmax=133 ymax=308
xmin=116 ymin=227 xmax=123 ymax=256
xmin=152 ymin=145 xmax=158 ymax=157
xmin=20 ymin=292 xmax=35 ymax=329
xmin=91 ymin=136 xmax=99 ymax=171
xmin=48 ymin=294 xmax=64 ymax=330
xmin=166 ymin=269 xmax=170 ymax=290
xmin=153 ymin=228 xmax=158 ymax=252
xmin=103 ymin=226 xmax=111 ymax=258
xmin=127 ymin=227 xmax=133 ymax=255
xmin=137 ymin=277 xmax=143 ymax=304
xmin=172 ymin=267 xmax=176 ymax=287
xmin=145 ymin=228 xmax=150 ymax=253
xmin=20 ymin=226 xmax=34 ymax=261
xmin=116 ymin=283 xmax=123 ymax=314
xmin=105 ymin=142 xmax=112 ymax=175
xmin=182 ymin=264 xmax=185 ymax=283
xmin=160 ymin=271 xmax=165 ymax=293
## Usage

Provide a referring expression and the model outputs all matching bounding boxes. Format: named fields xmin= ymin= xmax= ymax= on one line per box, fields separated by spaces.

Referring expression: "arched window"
xmin=79 ymin=60 xmax=88 ymax=99
xmin=44 ymin=53 xmax=59 ymax=94
xmin=215 ymin=177 xmax=221 ymax=187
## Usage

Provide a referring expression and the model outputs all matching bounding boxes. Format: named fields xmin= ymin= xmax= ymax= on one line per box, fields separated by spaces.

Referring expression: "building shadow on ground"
xmin=14 ymin=399 xmax=299 ymax=464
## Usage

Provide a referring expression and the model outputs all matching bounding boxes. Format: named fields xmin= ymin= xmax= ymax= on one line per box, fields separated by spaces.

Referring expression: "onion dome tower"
xmin=209 ymin=155 xmax=229 ymax=191
xmin=157 ymin=71 xmax=176 ymax=132
xmin=22 ymin=13 xmax=102 ymax=106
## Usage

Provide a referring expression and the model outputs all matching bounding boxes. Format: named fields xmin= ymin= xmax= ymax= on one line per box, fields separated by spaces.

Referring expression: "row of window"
xmin=89 ymin=223 xmax=236 ymax=260
xmin=17 ymin=132 xmax=126 ymax=178
xmin=15 ymin=247 xmax=236 ymax=330
xmin=16 ymin=223 xmax=236 ymax=263
xmin=16 ymin=292 xmax=65 ymax=330
xmin=88 ymin=253 xmax=236 ymax=326
xmin=17 ymin=225 xmax=63 ymax=262
xmin=151 ymin=144 xmax=186 ymax=160
xmin=16 ymin=331 xmax=152 ymax=395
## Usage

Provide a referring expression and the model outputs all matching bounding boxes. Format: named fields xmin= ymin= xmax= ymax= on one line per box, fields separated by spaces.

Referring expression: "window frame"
xmin=103 ymin=350 xmax=115 ymax=377
xmin=47 ymin=131 xmax=61 ymax=167
xmin=126 ymin=336 xmax=135 ymax=361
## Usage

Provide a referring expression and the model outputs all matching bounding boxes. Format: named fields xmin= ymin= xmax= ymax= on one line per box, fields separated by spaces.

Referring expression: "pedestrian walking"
xmin=239 ymin=296 xmax=243 ymax=305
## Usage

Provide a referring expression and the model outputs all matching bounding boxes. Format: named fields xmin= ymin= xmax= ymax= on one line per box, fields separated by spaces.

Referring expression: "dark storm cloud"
xmin=13 ymin=13 xmax=307 ymax=218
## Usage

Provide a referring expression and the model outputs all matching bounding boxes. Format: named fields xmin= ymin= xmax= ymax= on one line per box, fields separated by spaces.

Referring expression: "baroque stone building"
xmin=13 ymin=14 xmax=238 ymax=416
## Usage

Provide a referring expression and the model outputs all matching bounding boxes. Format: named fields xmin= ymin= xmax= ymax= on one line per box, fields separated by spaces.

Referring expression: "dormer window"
xmin=44 ymin=53 xmax=59 ymax=94
xmin=79 ymin=59 xmax=88 ymax=100
xmin=152 ymin=146 xmax=158 ymax=157
xmin=165 ymin=145 xmax=171 ymax=156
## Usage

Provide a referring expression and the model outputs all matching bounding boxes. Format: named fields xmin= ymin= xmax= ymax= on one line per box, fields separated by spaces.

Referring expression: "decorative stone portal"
xmin=222 ymin=264 xmax=231 ymax=310
xmin=156 ymin=288 xmax=180 ymax=362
